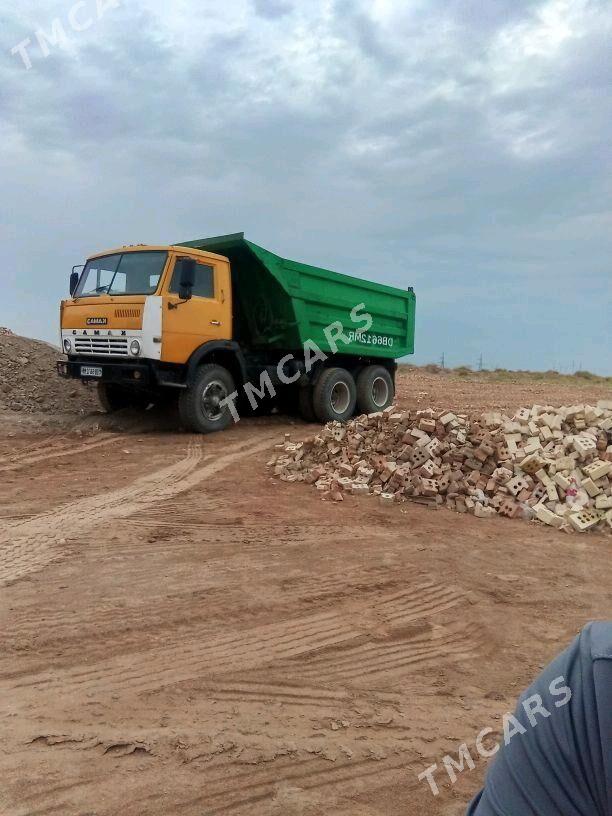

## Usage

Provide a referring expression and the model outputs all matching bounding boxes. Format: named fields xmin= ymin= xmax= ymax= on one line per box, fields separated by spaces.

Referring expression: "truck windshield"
xmin=75 ymin=251 xmax=168 ymax=297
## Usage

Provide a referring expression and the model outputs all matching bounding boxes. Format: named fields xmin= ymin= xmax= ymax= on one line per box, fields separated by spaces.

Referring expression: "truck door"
xmin=161 ymin=255 xmax=232 ymax=364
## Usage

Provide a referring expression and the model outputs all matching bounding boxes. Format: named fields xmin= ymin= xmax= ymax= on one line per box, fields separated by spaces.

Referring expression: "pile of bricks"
xmin=269 ymin=401 xmax=612 ymax=533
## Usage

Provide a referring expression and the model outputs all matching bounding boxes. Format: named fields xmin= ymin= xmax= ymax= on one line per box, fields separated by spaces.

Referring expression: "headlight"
xmin=129 ymin=339 xmax=142 ymax=356
xmin=63 ymin=338 xmax=72 ymax=353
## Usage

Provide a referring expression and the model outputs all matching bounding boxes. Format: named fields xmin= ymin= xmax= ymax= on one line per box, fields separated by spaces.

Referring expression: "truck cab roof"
xmin=86 ymin=245 xmax=229 ymax=264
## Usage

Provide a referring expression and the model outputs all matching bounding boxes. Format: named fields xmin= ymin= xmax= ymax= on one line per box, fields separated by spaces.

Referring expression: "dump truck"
xmin=57 ymin=233 xmax=416 ymax=433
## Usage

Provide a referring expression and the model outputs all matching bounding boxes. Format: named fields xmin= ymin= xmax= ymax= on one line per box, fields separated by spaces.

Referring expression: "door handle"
xmin=210 ymin=320 xmax=221 ymax=326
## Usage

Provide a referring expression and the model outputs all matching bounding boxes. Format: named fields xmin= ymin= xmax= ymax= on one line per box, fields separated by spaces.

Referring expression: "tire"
xmin=298 ymin=386 xmax=316 ymax=422
xmin=98 ymin=383 xmax=150 ymax=413
xmin=312 ymin=367 xmax=356 ymax=424
xmin=356 ymin=365 xmax=394 ymax=414
xmin=178 ymin=363 xmax=236 ymax=433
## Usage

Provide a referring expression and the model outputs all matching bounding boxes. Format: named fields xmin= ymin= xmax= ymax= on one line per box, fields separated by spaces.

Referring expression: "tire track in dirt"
xmin=7 ymin=577 xmax=480 ymax=702
xmin=17 ymin=753 xmax=416 ymax=816
xmin=177 ymin=754 xmax=414 ymax=815
xmin=2 ymin=564 xmax=442 ymax=665
xmin=0 ymin=443 xmax=202 ymax=585
xmin=0 ymin=433 xmax=119 ymax=473
xmin=283 ymin=582 xmax=476 ymax=683
xmin=188 ymin=676 xmax=403 ymax=710
xmin=10 ymin=609 xmax=361 ymax=695
xmin=279 ymin=567 xmax=412 ymax=603
xmin=123 ymin=517 xmax=342 ymax=534
xmin=292 ymin=623 xmax=478 ymax=683
xmin=0 ymin=430 xmax=72 ymax=458
xmin=14 ymin=778 xmax=102 ymax=816
xmin=199 ymin=680 xmax=357 ymax=707
xmin=372 ymin=582 xmax=468 ymax=621
xmin=14 ymin=753 xmax=416 ymax=816
xmin=0 ymin=436 xmax=275 ymax=586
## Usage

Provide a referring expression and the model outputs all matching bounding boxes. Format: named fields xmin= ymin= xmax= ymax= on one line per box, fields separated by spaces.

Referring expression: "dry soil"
xmin=1 ymin=367 xmax=611 ymax=816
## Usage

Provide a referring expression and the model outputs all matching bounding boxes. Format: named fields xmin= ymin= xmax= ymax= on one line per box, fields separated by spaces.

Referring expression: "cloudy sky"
xmin=2 ymin=0 xmax=611 ymax=371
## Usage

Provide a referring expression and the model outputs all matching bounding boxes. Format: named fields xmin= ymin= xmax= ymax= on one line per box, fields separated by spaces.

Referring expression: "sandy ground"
xmin=1 ymin=370 xmax=611 ymax=816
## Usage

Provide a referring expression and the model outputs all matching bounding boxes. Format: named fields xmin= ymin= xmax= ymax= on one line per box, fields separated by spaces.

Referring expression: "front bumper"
xmin=57 ymin=358 xmax=152 ymax=386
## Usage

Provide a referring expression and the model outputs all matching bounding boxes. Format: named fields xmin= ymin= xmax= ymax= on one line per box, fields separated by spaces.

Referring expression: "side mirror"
xmin=69 ymin=271 xmax=79 ymax=296
xmin=178 ymin=257 xmax=196 ymax=300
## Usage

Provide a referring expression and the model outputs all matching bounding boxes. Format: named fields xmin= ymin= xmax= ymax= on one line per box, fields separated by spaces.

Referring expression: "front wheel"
xmin=356 ymin=365 xmax=394 ymax=414
xmin=179 ymin=364 xmax=236 ymax=433
xmin=312 ymin=367 xmax=356 ymax=424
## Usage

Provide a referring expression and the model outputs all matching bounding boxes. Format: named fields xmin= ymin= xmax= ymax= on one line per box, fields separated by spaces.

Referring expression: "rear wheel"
xmin=356 ymin=365 xmax=394 ymax=414
xmin=312 ymin=367 xmax=356 ymax=424
xmin=179 ymin=363 xmax=236 ymax=433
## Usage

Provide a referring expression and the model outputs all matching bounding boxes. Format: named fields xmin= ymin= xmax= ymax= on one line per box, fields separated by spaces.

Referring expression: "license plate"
xmin=81 ymin=366 xmax=103 ymax=378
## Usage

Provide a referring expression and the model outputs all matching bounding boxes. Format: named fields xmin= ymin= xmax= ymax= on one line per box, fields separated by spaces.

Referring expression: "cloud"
xmin=1 ymin=0 xmax=611 ymax=371
xmin=253 ymin=0 xmax=293 ymax=19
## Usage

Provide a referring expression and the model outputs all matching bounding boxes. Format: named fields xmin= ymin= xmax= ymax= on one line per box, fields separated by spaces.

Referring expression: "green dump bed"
xmin=177 ymin=233 xmax=416 ymax=360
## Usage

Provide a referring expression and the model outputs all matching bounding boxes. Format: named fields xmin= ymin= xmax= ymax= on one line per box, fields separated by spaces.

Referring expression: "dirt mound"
xmin=0 ymin=331 xmax=98 ymax=415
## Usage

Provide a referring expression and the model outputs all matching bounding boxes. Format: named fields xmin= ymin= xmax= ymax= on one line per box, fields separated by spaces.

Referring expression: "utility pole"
xmin=440 ymin=352 xmax=445 ymax=370
xmin=478 ymin=353 xmax=483 ymax=372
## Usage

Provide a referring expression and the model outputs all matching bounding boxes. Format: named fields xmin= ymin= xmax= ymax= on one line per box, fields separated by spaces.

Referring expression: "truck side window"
xmin=170 ymin=261 xmax=214 ymax=299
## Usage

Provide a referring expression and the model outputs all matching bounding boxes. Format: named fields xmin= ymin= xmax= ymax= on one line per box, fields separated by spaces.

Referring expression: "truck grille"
xmin=74 ymin=337 xmax=129 ymax=356
xmin=115 ymin=308 xmax=141 ymax=318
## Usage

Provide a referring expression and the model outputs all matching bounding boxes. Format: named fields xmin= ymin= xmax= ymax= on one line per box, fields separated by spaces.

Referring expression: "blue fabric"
xmin=467 ymin=622 xmax=612 ymax=816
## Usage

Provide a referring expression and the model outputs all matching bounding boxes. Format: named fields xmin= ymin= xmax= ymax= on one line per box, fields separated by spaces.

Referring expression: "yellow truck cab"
xmin=58 ymin=234 xmax=416 ymax=432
